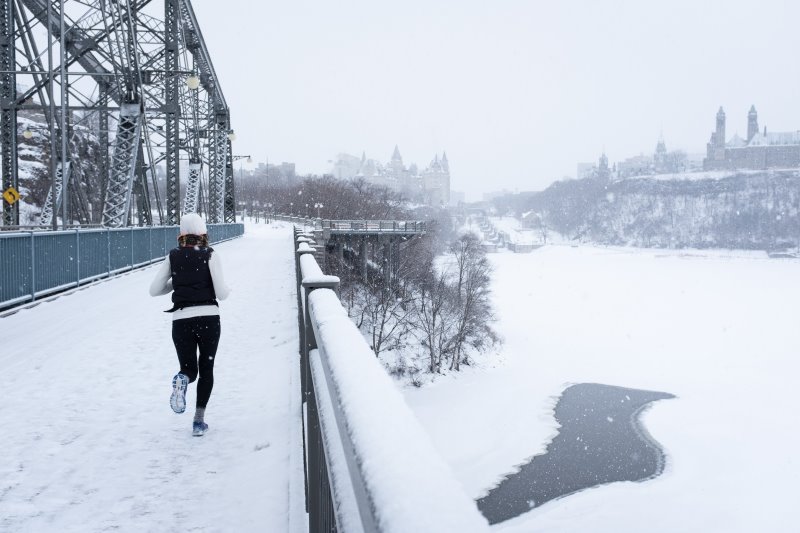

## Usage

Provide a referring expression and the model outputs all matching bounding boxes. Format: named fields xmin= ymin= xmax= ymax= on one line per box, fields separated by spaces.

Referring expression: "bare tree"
xmin=359 ymin=281 xmax=414 ymax=355
xmin=447 ymin=233 xmax=497 ymax=370
xmin=343 ymin=237 xmax=426 ymax=357
xmin=412 ymin=267 xmax=456 ymax=373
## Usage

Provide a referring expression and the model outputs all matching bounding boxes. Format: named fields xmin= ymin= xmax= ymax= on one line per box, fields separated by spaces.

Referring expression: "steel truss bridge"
xmin=1 ymin=0 xmax=235 ymax=230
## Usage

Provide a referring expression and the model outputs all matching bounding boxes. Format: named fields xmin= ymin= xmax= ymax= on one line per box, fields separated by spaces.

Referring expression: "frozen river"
xmin=405 ymin=245 xmax=800 ymax=532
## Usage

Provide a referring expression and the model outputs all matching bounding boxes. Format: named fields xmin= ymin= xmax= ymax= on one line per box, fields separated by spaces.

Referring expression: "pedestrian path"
xmin=0 ymin=222 xmax=302 ymax=533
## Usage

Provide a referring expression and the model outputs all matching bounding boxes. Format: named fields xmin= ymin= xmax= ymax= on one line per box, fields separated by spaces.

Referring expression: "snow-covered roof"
xmin=746 ymin=131 xmax=800 ymax=147
xmin=726 ymin=133 xmax=747 ymax=148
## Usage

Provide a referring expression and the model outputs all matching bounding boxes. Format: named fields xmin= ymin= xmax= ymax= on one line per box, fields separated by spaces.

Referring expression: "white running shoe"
xmin=170 ymin=373 xmax=189 ymax=414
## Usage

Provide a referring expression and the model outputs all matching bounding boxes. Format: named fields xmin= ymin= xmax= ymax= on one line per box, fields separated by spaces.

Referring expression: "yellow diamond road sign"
xmin=3 ymin=186 xmax=20 ymax=205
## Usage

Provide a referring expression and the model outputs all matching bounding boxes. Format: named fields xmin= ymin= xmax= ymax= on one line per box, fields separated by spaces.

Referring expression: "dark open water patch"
xmin=476 ymin=383 xmax=675 ymax=525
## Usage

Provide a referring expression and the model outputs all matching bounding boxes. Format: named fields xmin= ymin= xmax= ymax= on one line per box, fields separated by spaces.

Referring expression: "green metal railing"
xmin=0 ymin=223 xmax=244 ymax=309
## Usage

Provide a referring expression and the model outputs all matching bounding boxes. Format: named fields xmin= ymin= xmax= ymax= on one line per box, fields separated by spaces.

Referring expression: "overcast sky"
xmin=192 ymin=0 xmax=800 ymax=200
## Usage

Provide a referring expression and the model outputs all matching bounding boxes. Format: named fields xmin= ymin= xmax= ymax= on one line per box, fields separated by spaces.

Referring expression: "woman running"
xmin=149 ymin=213 xmax=231 ymax=436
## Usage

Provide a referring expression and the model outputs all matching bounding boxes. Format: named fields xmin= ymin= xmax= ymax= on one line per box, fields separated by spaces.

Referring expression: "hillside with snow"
xmin=492 ymin=170 xmax=800 ymax=250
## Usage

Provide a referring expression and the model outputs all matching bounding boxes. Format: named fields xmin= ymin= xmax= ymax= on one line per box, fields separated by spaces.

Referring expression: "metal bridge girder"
xmin=1 ymin=0 xmax=17 ymax=226
xmin=164 ymin=0 xmax=180 ymax=225
xmin=40 ymin=162 xmax=71 ymax=226
xmin=183 ymin=161 xmax=201 ymax=214
xmin=207 ymin=112 xmax=228 ymax=223
xmin=2 ymin=1 xmax=235 ymax=230
xmin=102 ymin=103 xmax=143 ymax=228
xmin=224 ymin=137 xmax=235 ymax=223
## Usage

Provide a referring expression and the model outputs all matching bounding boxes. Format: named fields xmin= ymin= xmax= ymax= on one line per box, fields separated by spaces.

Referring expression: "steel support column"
xmin=134 ymin=142 xmax=151 ymax=226
xmin=207 ymin=113 xmax=218 ymax=222
xmin=98 ymin=84 xmax=110 ymax=224
xmin=224 ymin=136 xmax=235 ymax=222
xmin=360 ymin=237 xmax=368 ymax=280
xmin=207 ymin=111 xmax=227 ymax=223
xmin=1 ymin=0 xmax=17 ymax=226
xmin=164 ymin=0 xmax=180 ymax=225
xmin=102 ymin=103 xmax=143 ymax=228
xmin=183 ymin=160 xmax=201 ymax=214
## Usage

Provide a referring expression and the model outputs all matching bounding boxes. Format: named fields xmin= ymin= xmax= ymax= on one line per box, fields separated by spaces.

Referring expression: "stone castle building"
xmin=704 ymin=106 xmax=800 ymax=170
xmin=581 ymin=134 xmax=697 ymax=181
xmin=332 ymin=146 xmax=451 ymax=206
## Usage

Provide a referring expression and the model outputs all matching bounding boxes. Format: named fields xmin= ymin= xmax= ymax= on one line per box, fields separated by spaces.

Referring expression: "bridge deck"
xmin=0 ymin=223 xmax=303 ymax=532
xmin=271 ymin=216 xmax=426 ymax=236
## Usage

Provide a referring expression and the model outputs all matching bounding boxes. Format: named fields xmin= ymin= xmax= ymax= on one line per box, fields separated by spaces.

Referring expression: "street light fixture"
xmin=314 ymin=202 xmax=323 ymax=218
xmin=186 ymin=74 xmax=200 ymax=90
xmin=227 ymin=130 xmax=236 ymax=142
xmin=22 ymin=128 xmax=33 ymax=139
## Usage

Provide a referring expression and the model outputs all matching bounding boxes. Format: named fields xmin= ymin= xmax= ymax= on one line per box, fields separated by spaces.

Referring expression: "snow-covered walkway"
xmin=0 ymin=222 xmax=302 ymax=533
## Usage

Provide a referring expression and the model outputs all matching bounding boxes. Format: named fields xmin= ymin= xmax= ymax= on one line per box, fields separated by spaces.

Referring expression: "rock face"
xmin=16 ymin=111 xmax=104 ymax=224
xmin=502 ymin=171 xmax=800 ymax=250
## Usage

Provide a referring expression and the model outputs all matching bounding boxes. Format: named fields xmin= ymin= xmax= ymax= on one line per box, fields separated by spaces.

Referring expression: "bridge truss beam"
xmin=0 ymin=0 xmax=235 ymax=228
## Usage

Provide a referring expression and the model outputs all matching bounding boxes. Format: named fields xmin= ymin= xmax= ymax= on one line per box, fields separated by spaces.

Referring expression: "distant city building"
xmin=251 ymin=161 xmax=296 ymax=184
xmin=597 ymin=152 xmax=610 ymax=179
xmin=422 ymin=153 xmax=450 ymax=206
xmin=582 ymin=152 xmax=615 ymax=180
xmin=332 ymin=153 xmax=362 ymax=180
xmin=576 ymin=162 xmax=595 ymax=179
xmin=616 ymin=154 xmax=652 ymax=177
xmin=614 ymin=134 xmax=688 ymax=179
xmin=578 ymin=104 xmax=795 ymax=182
xmin=483 ymin=189 xmax=512 ymax=201
xmin=331 ymin=146 xmax=451 ymax=206
xmin=704 ymin=105 xmax=800 ymax=170
xmin=449 ymin=190 xmax=466 ymax=205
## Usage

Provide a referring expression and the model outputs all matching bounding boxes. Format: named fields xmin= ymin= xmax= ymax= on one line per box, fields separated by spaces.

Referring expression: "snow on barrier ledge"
xmin=307 ymin=287 xmax=490 ymax=532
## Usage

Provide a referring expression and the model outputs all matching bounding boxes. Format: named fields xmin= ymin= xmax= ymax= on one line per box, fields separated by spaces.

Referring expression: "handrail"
xmin=294 ymin=228 xmax=488 ymax=532
xmin=0 ymin=223 xmax=244 ymax=310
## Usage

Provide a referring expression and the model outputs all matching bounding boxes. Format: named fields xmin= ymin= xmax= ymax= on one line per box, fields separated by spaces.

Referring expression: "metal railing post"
xmin=107 ymin=228 xmax=111 ymax=276
xmin=30 ymin=232 xmax=35 ymax=302
xmin=75 ymin=229 xmax=80 ymax=285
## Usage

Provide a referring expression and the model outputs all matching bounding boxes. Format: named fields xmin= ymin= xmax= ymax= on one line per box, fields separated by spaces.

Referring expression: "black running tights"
xmin=171 ymin=315 xmax=221 ymax=408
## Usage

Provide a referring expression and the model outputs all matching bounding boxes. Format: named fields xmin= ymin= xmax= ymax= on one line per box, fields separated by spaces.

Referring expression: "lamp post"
xmin=289 ymin=202 xmax=293 ymax=215
xmin=231 ymin=155 xmax=252 ymax=222
xmin=267 ymin=203 xmax=273 ymax=223
xmin=314 ymin=202 xmax=323 ymax=218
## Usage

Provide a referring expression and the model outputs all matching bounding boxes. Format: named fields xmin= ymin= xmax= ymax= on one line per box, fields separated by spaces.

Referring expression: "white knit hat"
xmin=179 ymin=213 xmax=207 ymax=235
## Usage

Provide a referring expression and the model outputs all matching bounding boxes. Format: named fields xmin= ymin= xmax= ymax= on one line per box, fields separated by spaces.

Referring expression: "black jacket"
xmin=167 ymin=246 xmax=218 ymax=312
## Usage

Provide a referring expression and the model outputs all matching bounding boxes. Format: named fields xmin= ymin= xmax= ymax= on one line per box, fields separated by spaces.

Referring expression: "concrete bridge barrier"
xmin=293 ymin=228 xmax=489 ymax=532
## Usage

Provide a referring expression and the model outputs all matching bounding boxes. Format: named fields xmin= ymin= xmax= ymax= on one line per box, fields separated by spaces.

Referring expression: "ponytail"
xmin=178 ymin=234 xmax=209 ymax=247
